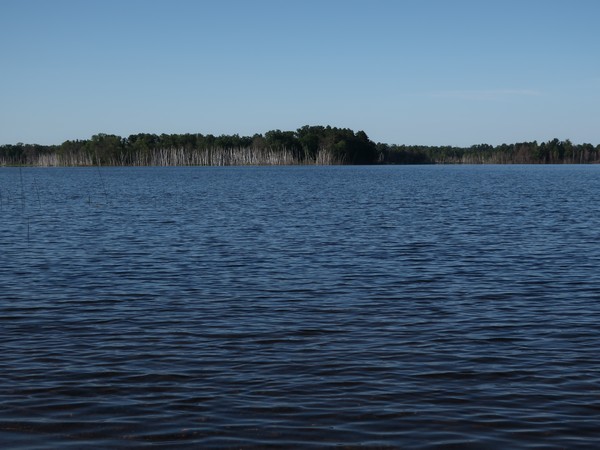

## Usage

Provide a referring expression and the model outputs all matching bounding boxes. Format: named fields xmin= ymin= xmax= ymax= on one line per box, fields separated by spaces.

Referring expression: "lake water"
xmin=1 ymin=165 xmax=600 ymax=448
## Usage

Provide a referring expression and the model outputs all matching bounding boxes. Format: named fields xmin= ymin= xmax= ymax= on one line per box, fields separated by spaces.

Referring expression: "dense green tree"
xmin=84 ymin=133 xmax=124 ymax=164
xmin=264 ymin=130 xmax=302 ymax=152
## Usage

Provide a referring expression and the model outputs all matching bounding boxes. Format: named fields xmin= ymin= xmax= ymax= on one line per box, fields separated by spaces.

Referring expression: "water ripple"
xmin=2 ymin=166 xmax=600 ymax=448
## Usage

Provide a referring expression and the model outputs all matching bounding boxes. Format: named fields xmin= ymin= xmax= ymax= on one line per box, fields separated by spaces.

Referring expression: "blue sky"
xmin=1 ymin=0 xmax=599 ymax=146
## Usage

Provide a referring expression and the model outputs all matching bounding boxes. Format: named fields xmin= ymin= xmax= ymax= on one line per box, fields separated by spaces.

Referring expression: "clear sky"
xmin=1 ymin=0 xmax=599 ymax=146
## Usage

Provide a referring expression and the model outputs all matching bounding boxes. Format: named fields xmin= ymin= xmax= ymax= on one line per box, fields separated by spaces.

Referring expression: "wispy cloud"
xmin=429 ymin=89 xmax=543 ymax=101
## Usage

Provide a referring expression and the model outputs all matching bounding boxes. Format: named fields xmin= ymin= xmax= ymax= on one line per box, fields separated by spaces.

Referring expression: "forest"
xmin=1 ymin=125 xmax=599 ymax=166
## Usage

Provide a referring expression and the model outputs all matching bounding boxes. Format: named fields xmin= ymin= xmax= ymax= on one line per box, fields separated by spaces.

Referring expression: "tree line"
xmin=376 ymin=139 xmax=600 ymax=164
xmin=1 ymin=125 xmax=599 ymax=166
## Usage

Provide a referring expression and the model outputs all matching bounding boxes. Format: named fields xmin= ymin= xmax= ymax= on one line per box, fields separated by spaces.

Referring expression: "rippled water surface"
xmin=2 ymin=165 xmax=600 ymax=448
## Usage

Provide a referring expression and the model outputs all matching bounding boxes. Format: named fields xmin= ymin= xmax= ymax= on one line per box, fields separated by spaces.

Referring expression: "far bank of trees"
xmin=376 ymin=139 xmax=600 ymax=164
xmin=0 ymin=126 xmax=377 ymax=166
xmin=1 ymin=126 xmax=599 ymax=166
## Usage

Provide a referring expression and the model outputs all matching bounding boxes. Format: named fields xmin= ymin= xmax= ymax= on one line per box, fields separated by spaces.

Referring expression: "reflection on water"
xmin=1 ymin=165 xmax=600 ymax=448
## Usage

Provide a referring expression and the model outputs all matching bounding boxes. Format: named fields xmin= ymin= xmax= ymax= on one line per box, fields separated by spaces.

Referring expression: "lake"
xmin=1 ymin=165 xmax=600 ymax=448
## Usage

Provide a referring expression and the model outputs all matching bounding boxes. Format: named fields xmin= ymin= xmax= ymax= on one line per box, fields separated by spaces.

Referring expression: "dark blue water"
xmin=1 ymin=165 xmax=600 ymax=448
